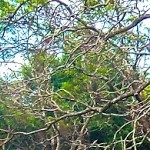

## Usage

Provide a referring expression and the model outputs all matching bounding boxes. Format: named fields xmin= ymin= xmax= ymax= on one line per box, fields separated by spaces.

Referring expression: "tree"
xmin=0 ymin=0 xmax=150 ymax=149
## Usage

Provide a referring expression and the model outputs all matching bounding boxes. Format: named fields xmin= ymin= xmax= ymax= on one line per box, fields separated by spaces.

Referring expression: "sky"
xmin=0 ymin=0 xmax=150 ymax=79
xmin=0 ymin=54 xmax=25 ymax=78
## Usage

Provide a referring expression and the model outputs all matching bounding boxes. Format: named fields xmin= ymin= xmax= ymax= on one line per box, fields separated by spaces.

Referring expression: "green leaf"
xmin=106 ymin=3 xmax=113 ymax=10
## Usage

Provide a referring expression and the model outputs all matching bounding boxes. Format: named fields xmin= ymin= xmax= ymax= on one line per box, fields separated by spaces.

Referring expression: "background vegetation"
xmin=0 ymin=0 xmax=150 ymax=149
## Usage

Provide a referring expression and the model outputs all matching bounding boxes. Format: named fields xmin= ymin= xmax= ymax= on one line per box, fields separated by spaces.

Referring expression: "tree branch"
xmin=105 ymin=14 xmax=150 ymax=40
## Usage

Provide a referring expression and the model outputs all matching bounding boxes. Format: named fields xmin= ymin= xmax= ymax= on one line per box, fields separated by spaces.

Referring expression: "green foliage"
xmin=0 ymin=1 xmax=15 ymax=17
xmin=85 ymin=0 xmax=99 ymax=7
xmin=106 ymin=3 xmax=114 ymax=10
xmin=0 ymin=0 xmax=150 ymax=149
xmin=0 ymin=104 xmax=43 ymax=131
xmin=142 ymin=85 xmax=150 ymax=100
